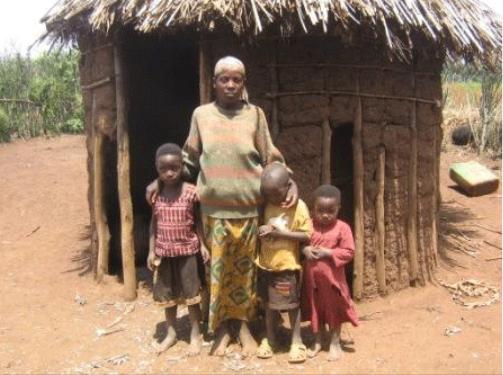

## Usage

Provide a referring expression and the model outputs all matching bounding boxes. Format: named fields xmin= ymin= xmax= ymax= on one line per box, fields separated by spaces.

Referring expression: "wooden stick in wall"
xmin=375 ymin=144 xmax=386 ymax=293
xmin=92 ymin=92 xmax=111 ymax=282
xmin=352 ymin=72 xmax=365 ymax=300
xmin=199 ymin=40 xmax=212 ymax=105
xmin=114 ymin=39 xmax=137 ymax=301
xmin=269 ymin=41 xmax=280 ymax=140
xmin=321 ymin=119 xmax=332 ymax=184
xmin=407 ymin=99 xmax=420 ymax=285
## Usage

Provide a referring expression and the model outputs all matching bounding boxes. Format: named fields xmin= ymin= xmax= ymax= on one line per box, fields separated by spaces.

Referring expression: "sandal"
xmin=256 ymin=338 xmax=274 ymax=359
xmin=288 ymin=343 xmax=307 ymax=363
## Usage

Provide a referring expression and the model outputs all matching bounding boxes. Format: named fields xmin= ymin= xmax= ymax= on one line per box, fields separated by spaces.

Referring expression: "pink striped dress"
xmin=153 ymin=184 xmax=200 ymax=258
xmin=301 ymin=219 xmax=359 ymax=333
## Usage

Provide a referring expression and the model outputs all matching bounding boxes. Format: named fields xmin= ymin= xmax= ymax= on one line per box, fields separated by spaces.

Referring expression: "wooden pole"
xmin=92 ymin=93 xmax=111 ymax=282
xmin=269 ymin=41 xmax=280 ymax=140
xmin=352 ymin=71 xmax=365 ymax=300
xmin=199 ymin=40 xmax=212 ymax=105
xmin=375 ymin=144 xmax=386 ymax=293
xmin=114 ymin=38 xmax=137 ymax=301
xmin=407 ymin=87 xmax=420 ymax=286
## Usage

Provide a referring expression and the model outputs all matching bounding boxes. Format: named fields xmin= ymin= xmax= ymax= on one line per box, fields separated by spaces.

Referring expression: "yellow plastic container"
xmin=449 ymin=161 xmax=499 ymax=196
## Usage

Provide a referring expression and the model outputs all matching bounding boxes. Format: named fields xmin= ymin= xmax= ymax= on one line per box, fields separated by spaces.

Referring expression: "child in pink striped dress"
xmin=147 ymin=143 xmax=209 ymax=356
xmin=301 ymin=185 xmax=358 ymax=361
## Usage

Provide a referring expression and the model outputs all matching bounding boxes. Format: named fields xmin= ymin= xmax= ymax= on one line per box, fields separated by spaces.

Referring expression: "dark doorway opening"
xmin=330 ymin=122 xmax=354 ymax=293
xmin=108 ymin=33 xmax=200 ymax=273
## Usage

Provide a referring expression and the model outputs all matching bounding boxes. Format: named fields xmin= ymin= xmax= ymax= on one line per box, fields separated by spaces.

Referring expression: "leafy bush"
xmin=0 ymin=49 xmax=83 ymax=142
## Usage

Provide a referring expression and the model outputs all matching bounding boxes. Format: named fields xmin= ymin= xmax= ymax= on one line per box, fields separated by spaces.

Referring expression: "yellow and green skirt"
xmin=202 ymin=215 xmax=258 ymax=333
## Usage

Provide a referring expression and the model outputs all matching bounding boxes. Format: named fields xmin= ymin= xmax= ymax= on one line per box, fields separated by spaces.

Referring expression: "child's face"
xmin=156 ymin=154 xmax=182 ymax=186
xmin=313 ymin=196 xmax=340 ymax=227
xmin=261 ymin=179 xmax=290 ymax=206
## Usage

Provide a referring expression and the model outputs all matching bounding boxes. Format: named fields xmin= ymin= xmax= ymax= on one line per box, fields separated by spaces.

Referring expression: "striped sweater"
xmin=182 ymin=102 xmax=286 ymax=219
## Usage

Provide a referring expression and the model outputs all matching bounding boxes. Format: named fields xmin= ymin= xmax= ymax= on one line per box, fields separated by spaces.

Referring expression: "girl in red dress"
xmin=301 ymin=185 xmax=358 ymax=361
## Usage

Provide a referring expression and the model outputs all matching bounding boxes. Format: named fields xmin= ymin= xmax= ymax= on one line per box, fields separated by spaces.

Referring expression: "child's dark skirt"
xmin=153 ymin=254 xmax=201 ymax=307
xmin=258 ymin=269 xmax=300 ymax=310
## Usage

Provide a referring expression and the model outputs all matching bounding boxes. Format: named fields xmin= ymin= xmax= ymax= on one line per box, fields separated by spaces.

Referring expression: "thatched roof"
xmin=42 ymin=0 xmax=501 ymax=65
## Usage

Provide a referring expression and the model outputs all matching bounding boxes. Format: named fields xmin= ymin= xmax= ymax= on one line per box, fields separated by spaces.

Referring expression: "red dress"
xmin=301 ymin=219 xmax=359 ymax=333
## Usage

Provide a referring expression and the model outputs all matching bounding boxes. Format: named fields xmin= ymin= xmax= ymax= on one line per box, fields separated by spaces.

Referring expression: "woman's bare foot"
xmin=188 ymin=335 xmax=202 ymax=356
xmin=238 ymin=321 xmax=257 ymax=357
xmin=210 ymin=322 xmax=231 ymax=356
xmin=154 ymin=328 xmax=177 ymax=354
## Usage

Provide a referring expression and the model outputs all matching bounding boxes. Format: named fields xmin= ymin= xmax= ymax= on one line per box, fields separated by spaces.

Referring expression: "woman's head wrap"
xmin=213 ymin=56 xmax=248 ymax=102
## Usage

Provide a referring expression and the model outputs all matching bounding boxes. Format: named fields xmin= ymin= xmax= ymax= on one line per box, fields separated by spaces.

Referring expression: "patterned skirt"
xmin=202 ymin=215 xmax=258 ymax=333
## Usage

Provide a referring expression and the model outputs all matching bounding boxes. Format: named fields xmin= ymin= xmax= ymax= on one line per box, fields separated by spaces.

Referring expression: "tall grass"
xmin=0 ymin=49 xmax=83 ymax=142
xmin=442 ymin=62 xmax=502 ymax=158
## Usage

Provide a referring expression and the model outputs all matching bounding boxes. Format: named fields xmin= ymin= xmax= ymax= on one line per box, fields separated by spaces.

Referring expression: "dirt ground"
xmin=0 ymin=135 xmax=501 ymax=374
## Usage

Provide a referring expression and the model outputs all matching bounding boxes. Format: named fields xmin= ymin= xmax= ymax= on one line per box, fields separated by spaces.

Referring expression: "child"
xmin=256 ymin=163 xmax=311 ymax=363
xmin=147 ymin=143 xmax=210 ymax=356
xmin=301 ymin=185 xmax=359 ymax=361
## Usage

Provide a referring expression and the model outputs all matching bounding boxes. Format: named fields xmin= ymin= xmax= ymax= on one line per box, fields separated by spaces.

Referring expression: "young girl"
xmin=147 ymin=143 xmax=209 ymax=356
xmin=301 ymin=185 xmax=359 ymax=361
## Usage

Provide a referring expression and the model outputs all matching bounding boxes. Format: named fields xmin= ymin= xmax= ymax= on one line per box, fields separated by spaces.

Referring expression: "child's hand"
xmin=145 ymin=179 xmax=159 ymax=206
xmin=259 ymin=224 xmax=274 ymax=237
xmin=200 ymin=244 xmax=210 ymax=264
xmin=316 ymin=248 xmax=333 ymax=258
xmin=147 ymin=251 xmax=157 ymax=271
xmin=302 ymin=246 xmax=319 ymax=260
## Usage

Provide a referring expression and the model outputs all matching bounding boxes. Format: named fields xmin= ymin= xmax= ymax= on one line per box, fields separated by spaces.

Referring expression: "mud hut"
xmin=42 ymin=0 xmax=501 ymax=300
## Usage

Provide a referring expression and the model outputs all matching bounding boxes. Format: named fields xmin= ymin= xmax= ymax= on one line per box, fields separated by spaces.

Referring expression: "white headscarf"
xmin=213 ymin=56 xmax=249 ymax=102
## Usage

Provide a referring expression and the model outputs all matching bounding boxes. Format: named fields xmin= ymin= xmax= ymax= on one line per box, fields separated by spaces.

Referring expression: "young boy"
xmin=147 ymin=143 xmax=210 ymax=356
xmin=256 ymin=163 xmax=311 ymax=363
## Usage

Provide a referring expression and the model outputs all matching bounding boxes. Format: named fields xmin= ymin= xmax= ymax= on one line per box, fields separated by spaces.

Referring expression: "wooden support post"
xmin=432 ymin=125 xmax=439 ymax=267
xmin=269 ymin=41 xmax=280 ymax=140
xmin=114 ymin=39 xmax=137 ymax=301
xmin=375 ymin=144 xmax=386 ymax=293
xmin=321 ymin=119 xmax=332 ymax=184
xmin=352 ymin=72 xmax=365 ymax=300
xmin=407 ymin=98 xmax=420 ymax=285
xmin=199 ymin=40 xmax=212 ymax=105
xmin=92 ymin=93 xmax=111 ymax=282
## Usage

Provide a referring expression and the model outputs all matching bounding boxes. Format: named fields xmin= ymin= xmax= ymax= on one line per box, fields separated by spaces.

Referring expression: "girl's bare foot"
xmin=238 ymin=321 xmax=257 ymax=357
xmin=307 ymin=340 xmax=322 ymax=358
xmin=154 ymin=329 xmax=177 ymax=354
xmin=328 ymin=341 xmax=342 ymax=361
xmin=328 ymin=326 xmax=342 ymax=361
xmin=210 ymin=322 xmax=231 ymax=356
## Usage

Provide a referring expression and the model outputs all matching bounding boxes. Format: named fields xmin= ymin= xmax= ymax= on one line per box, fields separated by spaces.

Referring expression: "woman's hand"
xmin=200 ymin=244 xmax=210 ymax=264
xmin=282 ymin=178 xmax=299 ymax=208
xmin=145 ymin=179 xmax=159 ymax=205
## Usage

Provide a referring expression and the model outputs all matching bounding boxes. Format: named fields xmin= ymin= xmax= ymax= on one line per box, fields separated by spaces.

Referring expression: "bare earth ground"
xmin=0 ymin=135 xmax=501 ymax=374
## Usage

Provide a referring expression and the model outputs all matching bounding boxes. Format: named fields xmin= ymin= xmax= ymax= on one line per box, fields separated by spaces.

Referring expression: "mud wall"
xmin=208 ymin=34 xmax=443 ymax=298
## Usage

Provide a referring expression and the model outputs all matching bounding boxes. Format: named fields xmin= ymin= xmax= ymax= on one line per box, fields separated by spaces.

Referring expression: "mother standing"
xmin=148 ymin=56 xmax=297 ymax=356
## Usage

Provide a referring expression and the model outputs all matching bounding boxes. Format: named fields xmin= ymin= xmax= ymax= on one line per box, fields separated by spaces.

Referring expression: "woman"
xmin=147 ymin=56 xmax=298 ymax=356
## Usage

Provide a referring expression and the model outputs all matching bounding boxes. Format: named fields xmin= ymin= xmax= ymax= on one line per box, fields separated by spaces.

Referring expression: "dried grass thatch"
xmin=41 ymin=0 xmax=501 ymax=65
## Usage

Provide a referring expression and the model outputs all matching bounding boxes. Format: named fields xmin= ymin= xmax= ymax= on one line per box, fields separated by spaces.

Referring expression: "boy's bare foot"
xmin=238 ymin=321 xmax=257 ymax=357
xmin=328 ymin=341 xmax=342 ymax=361
xmin=154 ymin=330 xmax=177 ymax=355
xmin=210 ymin=322 xmax=231 ymax=356
xmin=188 ymin=336 xmax=202 ymax=356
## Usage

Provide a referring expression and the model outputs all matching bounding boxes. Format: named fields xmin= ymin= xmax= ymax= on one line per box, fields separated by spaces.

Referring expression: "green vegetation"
xmin=0 ymin=49 xmax=83 ymax=142
xmin=443 ymin=61 xmax=501 ymax=158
